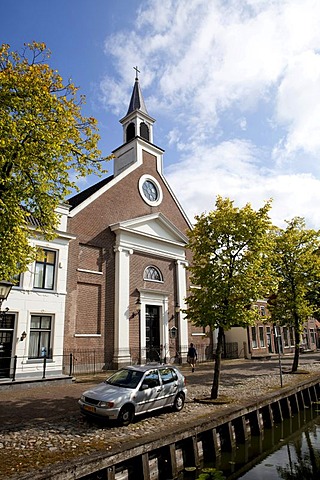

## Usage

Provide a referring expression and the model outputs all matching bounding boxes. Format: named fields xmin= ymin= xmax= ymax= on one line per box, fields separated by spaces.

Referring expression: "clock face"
xmin=142 ymin=180 xmax=158 ymax=202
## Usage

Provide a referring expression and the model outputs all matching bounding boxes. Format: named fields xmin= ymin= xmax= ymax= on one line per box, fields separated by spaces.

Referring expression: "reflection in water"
xmin=236 ymin=411 xmax=320 ymax=480
xmin=189 ymin=407 xmax=320 ymax=480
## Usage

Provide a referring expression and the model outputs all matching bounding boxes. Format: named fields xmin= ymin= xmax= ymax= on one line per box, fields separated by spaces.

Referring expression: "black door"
xmin=0 ymin=313 xmax=15 ymax=378
xmin=146 ymin=305 xmax=160 ymax=361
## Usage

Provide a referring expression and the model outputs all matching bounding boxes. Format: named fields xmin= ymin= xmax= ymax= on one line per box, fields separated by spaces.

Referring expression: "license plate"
xmin=84 ymin=405 xmax=96 ymax=413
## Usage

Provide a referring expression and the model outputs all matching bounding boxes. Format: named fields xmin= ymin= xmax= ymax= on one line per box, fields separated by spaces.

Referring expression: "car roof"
xmin=122 ymin=364 xmax=177 ymax=373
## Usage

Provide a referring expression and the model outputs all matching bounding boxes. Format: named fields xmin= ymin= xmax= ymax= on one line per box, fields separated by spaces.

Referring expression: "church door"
xmin=146 ymin=305 xmax=160 ymax=362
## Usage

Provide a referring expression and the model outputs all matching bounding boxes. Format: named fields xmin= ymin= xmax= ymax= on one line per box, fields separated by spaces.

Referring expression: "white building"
xmin=0 ymin=204 xmax=75 ymax=381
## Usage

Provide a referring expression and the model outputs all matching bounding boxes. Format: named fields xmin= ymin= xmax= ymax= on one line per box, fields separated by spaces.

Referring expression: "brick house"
xmin=64 ymin=74 xmax=209 ymax=370
xmin=224 ymin=299 xmax=318 ymax=359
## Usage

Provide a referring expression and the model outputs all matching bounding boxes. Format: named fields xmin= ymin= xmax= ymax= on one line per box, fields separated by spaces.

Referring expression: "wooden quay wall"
xmin=18 ymin=376 xmax=320 ymax=480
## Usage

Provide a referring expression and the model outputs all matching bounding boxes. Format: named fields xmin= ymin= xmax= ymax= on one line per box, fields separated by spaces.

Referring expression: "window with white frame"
xmin=144 ymin=266 xmax=163 ymax=282
xmin=289 ymin=327 xmax=295 ymax=346
xmin=251 ymin=326 xmax=257 ymax=348
xmin=34 ymin=249 xmax=56 ymax=290
xmin=259 ymin=326 xmax=265 ymax=347
xmin=28 ymin=315 xmax=52 ymax=359
xmin=283 ymin=326 xmax=289 ymax=347
xmin=12 ymin=271 xmax=21 ymax=287
xmin=310 ymin=328 xmax=315 ymax=344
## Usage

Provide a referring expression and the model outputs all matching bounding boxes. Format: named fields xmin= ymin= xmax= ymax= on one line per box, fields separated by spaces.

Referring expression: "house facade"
xmin=225 ymin=300 xmax=318 ymax=359
xmin=0 ymin=204 xmax=74 ymax=380
xmin=64 ymin=74 xmax=209 ymax=370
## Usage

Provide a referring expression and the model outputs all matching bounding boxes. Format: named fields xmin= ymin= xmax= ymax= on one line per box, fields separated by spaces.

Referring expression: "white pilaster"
xmin=113 ymin=246 xmax=133 ymax=367
xmin=176 ymin=260 xmax=189 ymax=359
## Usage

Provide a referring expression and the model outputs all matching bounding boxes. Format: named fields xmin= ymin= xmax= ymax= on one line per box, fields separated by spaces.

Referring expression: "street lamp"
xmin=135 ymin=298 xmax=141 ymax=312
xmin=0 ymin=280 xmax=13 ymax=310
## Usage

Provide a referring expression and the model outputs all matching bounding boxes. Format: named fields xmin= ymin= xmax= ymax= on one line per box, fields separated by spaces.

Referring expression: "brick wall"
xmin=64 ymin=147 xmax=207 ymax=366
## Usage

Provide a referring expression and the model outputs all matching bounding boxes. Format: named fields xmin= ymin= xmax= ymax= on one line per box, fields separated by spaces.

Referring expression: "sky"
xmin=2 ymin=0 xmax=320 ymax=228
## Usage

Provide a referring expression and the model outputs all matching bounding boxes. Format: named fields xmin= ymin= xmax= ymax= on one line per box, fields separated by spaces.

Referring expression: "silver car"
xmin=78 ymin=364 xmax=187 ymax=426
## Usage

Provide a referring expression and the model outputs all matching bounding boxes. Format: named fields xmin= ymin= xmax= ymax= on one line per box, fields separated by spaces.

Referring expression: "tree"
xmin=0 ymin=42 xmax=111 ymax=280
xmin=268 ymin=218 xmax=320 ymax=372
xmin=186 ymin=196 xmax=273 ymax=399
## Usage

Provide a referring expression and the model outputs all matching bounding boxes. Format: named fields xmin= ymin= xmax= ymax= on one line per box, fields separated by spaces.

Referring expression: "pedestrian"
xmin=187 ymin=343 xmax=197 ymax=372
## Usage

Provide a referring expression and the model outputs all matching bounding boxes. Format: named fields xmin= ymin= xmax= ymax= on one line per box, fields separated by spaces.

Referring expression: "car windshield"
xmin=105 ymin=368 xmax=144 ymax=388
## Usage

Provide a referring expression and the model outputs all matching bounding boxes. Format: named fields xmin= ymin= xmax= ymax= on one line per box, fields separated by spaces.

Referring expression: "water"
xmin=184 ymin=406 xmax=320 ymax=479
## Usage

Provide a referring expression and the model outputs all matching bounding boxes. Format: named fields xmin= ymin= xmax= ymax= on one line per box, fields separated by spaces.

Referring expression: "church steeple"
xmin=120 ymin=67 xmax=155 ymax=144
xmin=126 ymin=67 xmax=148 ymax=116
xmin=113 ymin=69 xmax=163 ymax=178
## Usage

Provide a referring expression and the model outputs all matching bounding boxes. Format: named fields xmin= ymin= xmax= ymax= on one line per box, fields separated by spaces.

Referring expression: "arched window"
xmin=126 ymin=122 xmax=135 ymax=142
xmin=144 ymin=266 xmax=163 ymax=282
xmin=140 ymin=122 xmax=149 ymax=141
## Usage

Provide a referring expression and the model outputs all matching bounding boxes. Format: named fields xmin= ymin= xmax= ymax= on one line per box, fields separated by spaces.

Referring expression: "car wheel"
xmin=173 ymin=392 xmax=185 ymax=412
xmin=118 ymin=405 xmax=134 ymax=426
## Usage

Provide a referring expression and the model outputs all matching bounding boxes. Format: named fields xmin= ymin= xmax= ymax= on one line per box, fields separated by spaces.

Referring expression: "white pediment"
xmin=110 ymin=213 xmax=188 ymax=245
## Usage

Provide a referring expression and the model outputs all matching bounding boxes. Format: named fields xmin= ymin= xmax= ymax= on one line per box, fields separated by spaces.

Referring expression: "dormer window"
xmin=144 ymin=266 xmax=163 ymax=282
xmin=140 ymin=122 xmax=149 ymax=141
xmin=126 ymin=122 xmax=135 ymax=142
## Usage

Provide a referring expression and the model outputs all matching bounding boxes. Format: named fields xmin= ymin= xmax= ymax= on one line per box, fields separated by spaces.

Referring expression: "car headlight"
xmin=99 ymin=401 xmax=114 ymax=408
xmin=80 ymin=395 xmax=85 ymax=402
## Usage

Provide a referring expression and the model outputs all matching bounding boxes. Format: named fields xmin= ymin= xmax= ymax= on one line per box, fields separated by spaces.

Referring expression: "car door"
xmin=159 ymin=367 xmax=179 ymax=406
xmin=133 ymin=369 xmax=163 ymax=414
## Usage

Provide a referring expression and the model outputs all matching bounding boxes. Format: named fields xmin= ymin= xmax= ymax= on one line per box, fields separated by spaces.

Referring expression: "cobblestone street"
xmin=1 ymin=355 xmax=320 ymax=479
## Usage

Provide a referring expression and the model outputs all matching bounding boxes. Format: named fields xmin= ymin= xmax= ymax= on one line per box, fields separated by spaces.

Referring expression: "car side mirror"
xmin=140 ymin=383 xmax=149 ymax=391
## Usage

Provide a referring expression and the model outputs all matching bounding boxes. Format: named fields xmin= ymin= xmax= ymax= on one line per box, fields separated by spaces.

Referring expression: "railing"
xmin=0 ymin=343 xmax=239 ymax=382
xmin=0 ymin=353 xmax=74 ymax=382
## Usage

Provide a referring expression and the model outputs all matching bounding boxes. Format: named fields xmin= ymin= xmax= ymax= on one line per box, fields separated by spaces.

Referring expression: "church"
xmin=64 ymin=73 xmax=209 ymax=370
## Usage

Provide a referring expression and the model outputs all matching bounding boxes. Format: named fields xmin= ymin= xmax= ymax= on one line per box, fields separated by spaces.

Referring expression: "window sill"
xmin=74 ymin=334 xmax=102 ymax=337
xmin=77 ymin=269 xmax=103 ymax=275
xmin=25 ymin=358 xmax=54 ymax=364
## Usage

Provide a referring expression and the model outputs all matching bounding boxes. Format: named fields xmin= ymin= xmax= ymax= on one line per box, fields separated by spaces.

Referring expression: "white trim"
xmin=138 ymin=174 xmax=163 ymax=207
xmin=139 ymin=290 xmax=170 ymax=363
xmin=74 ymin=334 xmax=102 ymax=337
xmin=68 ymin=137 xmax=192 ymax=228
xmin=110 ymin=212 xmax=188 ymax=243
xmin=77 ymin=268 xmax=103 ymax=275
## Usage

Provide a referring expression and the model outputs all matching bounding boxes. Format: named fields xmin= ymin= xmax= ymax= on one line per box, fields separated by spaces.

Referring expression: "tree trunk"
xmin=211 ymin=326 xmax=224 ymax=399
xmin=292 ymin=324 xmax=300 ymax=373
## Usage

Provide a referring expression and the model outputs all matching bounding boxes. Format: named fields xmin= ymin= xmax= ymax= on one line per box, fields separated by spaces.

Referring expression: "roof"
xmin=68 ymin=175 xmax=114 ymax=210
xmin=126 ymin=77 xmax=148 ymax=115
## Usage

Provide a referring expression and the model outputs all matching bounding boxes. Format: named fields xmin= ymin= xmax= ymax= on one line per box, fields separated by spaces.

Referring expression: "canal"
xmin=185 ymin=404 xmax=320 ymax=479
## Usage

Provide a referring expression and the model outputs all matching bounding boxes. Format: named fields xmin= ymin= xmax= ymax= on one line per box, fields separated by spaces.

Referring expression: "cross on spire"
xmin=133 ymin=65 xmax=140 ymax=80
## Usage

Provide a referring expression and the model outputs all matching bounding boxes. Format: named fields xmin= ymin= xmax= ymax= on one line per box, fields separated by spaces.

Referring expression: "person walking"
xmin=187 ymin=343 xmax=197 ymax=372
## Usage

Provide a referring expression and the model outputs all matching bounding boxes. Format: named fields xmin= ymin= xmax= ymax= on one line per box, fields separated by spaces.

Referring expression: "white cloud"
xmin=167 ymin=143 xmax=320 ymax=228
xmin=275 ymin=50 xmax=320 ymax=156
xmin=101 ymin=0 xmax=320 ymax=228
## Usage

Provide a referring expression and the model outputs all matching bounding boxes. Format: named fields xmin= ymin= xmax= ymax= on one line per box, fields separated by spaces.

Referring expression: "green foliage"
xmin=268 ymin=217 xmax=320 ymax=335
xmin=186 ymin=196 xmax=274 ymax=330
xmin=0 ymin=42 xmax=112 ymax=280
xmin=196 ymin=467 xmax=226 ymax=480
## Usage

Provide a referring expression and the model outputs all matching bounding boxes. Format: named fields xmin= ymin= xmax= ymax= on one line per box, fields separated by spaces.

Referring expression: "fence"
xmin=0 ymin=343 xmax=239 ymax=381
xmin=0 ymin=354 xmax=73 ymax=382
xmin=63 ymin=342 xmax=239 ymax=376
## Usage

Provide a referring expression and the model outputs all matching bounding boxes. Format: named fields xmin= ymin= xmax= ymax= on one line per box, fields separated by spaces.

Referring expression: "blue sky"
xmin=3 ymin=0 xmax=320 ymax=228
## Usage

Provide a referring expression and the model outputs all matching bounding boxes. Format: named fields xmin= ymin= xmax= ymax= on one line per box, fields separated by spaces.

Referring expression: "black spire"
xmin=126 ymin=66 xmax=148 ymax=115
